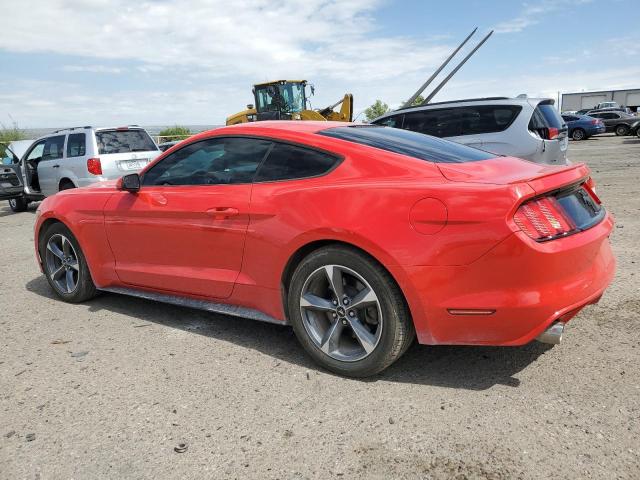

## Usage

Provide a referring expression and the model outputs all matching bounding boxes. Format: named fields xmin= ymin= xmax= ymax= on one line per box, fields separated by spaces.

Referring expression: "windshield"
xmin=319 ymin=126 xmax=495 ymax=163
xmin=255 ymin=83 xmax=305 ymax=113
xmin=95 ymin=129 xmax=158 ymax=154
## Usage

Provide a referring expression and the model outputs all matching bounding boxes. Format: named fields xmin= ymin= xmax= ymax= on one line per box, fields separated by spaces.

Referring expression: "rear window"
xmin=95 ymin=129 xmax=157 ymax=154
xmin=529 ymin=103 xmax=564 ymax=130
xmin=318 ymin=126 xmax=495 ymax=163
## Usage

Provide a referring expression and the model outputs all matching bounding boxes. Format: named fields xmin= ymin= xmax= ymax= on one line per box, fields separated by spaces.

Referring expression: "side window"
xmin=589 ymin=113 xmax=601 ymax=119
xmin=403 ymin=110 xmax=456 ymax=137
xmin=601 ymin=113 xmax=617 ymax=120
xmin=374 ymin=115 xmax=403 ymax=128
xmin=459 ymin=105 xmax=522 ymax=135
xmin=42 ymin=135 xmax=66 ymax=161
xmin=26 ymin=141 xmax=46 ymax=162
xmin=142 ymin=137 xmax=271 ymax=186
xmin=66 ymin=133 xmax=86 ymax=157
xmin=254 ymin=142 xmax=338 ymax=182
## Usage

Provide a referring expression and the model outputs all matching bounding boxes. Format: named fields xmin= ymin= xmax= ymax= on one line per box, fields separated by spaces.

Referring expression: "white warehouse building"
xmin=561 ymin=88 xmax=640 ymax=113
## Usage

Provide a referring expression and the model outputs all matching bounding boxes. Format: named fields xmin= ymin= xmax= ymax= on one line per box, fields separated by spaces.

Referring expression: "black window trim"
xmin=140 ymin=134 xmax=343 ymax=187
xmin=373 ymin=104 xmax=523 ymax=136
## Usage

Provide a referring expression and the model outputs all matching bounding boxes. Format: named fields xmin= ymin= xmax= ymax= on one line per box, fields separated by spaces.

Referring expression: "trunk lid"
xmin=437 ymin=156 xmax=590 ymax=194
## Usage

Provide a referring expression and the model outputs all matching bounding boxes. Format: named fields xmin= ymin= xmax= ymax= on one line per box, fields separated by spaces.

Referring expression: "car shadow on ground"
xmin=0 ymin=204 xmax=38 ymax=218
xmin=26 ymin=275 xmax=552 ymax=391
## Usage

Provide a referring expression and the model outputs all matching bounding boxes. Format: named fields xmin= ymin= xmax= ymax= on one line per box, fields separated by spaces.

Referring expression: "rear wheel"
xmin=287 ymin=246 xmax=414 ymax=377
xmin=571 ymin=128 xmax=586 ymax=141
xmin=8 ymin=196 xmax=28 ymax=212
xmin=39 ymin=223 xmax=97 ymax=303
xmin=615 ymin=124 xmax=630 ymax=136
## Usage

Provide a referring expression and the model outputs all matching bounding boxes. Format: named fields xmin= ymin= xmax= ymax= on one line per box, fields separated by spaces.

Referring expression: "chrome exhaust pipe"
xmin=536 ymin=322 xmax=564 ymax=345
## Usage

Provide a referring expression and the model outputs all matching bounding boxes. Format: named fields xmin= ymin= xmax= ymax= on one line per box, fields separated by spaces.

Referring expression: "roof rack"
xmin=396 ymin=97 xmax=510 ymax=111
xmin=51 ymin=126 xmax=93 ymax=134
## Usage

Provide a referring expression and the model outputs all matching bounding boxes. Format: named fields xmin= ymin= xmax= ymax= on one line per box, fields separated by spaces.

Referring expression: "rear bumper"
xmin=404 ymin=214 xmax=616 ymax=345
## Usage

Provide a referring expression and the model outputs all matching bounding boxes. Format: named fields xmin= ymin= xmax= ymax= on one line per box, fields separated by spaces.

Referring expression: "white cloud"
xmin=494 ymin=0 xmax=593 ymax=34
xmin=62 ymin=65 xmax=125 ymax=74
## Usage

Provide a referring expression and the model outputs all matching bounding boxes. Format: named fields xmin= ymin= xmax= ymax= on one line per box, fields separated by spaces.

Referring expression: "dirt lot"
xmin=1 ymin=134 xmax=638 ymax=479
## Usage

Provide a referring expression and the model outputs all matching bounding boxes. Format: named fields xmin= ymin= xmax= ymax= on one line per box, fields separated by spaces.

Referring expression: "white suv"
xmin=371 ymin=97 xmax=568 ymax=165
xmin=9 ymin=126 xmax=160 ymax=211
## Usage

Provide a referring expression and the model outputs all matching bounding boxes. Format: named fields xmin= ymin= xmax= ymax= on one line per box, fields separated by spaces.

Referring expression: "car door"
xmin=103 ymin=136 xmax=272 ymax=299
xmin=37 ymin=135 xmax=66 ymax=196
xmin=63 ymin=132 xmax=88 ymax=185
xmin=599 ymin=113 xmax=618 ymax=131
xmin=20 ymin=140 xmax=46 ymax=192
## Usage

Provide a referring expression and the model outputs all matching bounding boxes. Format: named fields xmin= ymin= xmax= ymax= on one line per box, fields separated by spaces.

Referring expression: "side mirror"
xmin=117 ymin=173 xmax=141 ymax=193
xmin=246 ymin=104 xmax=254 ymax=110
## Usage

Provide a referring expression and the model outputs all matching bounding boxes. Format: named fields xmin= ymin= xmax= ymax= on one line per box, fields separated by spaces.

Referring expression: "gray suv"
xmin=371 ymin=97 xmax=568 ymax=164
xmin=9 ymin=126 xmax=160 ymax=212
xmin=587 ymin=111 xmax=638 ymax=136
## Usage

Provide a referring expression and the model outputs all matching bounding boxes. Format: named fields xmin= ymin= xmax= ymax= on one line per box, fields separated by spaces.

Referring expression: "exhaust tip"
xmin=536 ymin=322 xmax=564 ymax=345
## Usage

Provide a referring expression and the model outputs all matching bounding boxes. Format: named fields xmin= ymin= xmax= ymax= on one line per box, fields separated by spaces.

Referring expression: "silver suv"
xmin=9 ymin=126 xmax=160 ymax=212
xmin=371 ymin=97 xmax=568 ymax=164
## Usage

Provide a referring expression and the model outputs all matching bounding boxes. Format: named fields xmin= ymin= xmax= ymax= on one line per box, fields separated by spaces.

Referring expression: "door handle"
xmin=206 ymin=207 xmax=239 ymax=220
xmin=52 ymin=165 xmax=60 ymax=168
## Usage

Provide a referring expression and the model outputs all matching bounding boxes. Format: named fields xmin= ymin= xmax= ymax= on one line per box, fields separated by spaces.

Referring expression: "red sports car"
xmin=34 ymin=121 xmax=615 ymax=377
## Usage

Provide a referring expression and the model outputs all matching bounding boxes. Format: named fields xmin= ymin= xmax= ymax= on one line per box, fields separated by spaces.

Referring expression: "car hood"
xmin=437 ymin=157 xmax=590 ymax=193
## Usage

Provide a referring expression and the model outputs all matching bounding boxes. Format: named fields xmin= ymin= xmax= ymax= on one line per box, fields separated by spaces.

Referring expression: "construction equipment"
xmin=399 ymin=28 xmax=493 ymax=110
xmin=226 ymin=80 xmax=353 ymax=125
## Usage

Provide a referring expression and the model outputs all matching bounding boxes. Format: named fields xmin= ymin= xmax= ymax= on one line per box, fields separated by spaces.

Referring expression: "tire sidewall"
xmin=287 ymin=247 xmax=408 ymax=377
xmin=615 ymin=125 xmax=629 ymax=136
xmin=39 ymin=222 xmax=96 ymax=303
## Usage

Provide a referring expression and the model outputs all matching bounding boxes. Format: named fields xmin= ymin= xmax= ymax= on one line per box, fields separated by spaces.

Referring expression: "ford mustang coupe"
xmin=34 ymin=121 xmax=615 ymax=377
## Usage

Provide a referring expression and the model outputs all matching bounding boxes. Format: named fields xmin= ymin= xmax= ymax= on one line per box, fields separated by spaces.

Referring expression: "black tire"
xmin=287 ymin=246 xmax=415 ymax=377
xmin=571 ymin=128 xmax=586 ymax=141
xmin=8 ymin=195 xmax=28 ymax=212
xmin=637 ymin=129 xmax=640 ymax=139
xmin=59 ymin=180 xmax=76 ymax=191
xmin=615 ymin=124 xmax=630 ymax=136
xmin=39 ymin=222 xmax=97 ymax=303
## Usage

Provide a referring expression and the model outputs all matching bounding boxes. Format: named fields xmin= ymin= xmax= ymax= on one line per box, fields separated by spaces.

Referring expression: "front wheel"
xmin=8 ymin=196 xmax=28 ymax=212
xmin=287 ymin=246 xmax=415 ymax=377
xmin=39 ymin=222 xmax=97 ymax=303
xmin=615 ymin=124 xmax=630 ymax=136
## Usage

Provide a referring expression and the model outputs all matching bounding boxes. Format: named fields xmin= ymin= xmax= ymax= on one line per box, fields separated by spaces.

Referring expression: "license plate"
xmin=121 ymin=159 xmax=147 ymax=171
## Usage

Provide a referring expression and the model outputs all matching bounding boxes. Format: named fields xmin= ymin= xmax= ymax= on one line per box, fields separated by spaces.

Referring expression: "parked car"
xmin=34 ymin=121 xmax=615 ymax=377
xmin=561 ymin=114 xmax=606 ymax=141
xmin=9 ymin=126 xmax=160 ymax=212
xmin=630 ymin=120 xmax=640 ymax=138
xmin=157 ymin=140 xmax=180 ymax=152
xmin=587 ymin=111 xmax=639 ymax=136
xmin=595 ymin=101 xmax=620 ymax=110
xmin=1 ymin=140 xmax=35 ymax=205
xmin=371 ymin=97 xmax=568 ymax=164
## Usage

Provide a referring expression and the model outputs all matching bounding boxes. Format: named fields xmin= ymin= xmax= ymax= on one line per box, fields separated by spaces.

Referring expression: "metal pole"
xmin=421 ymin=30 xmax=494 ymax=105
xmin=400 ymin=28 xmax=478 ymax=109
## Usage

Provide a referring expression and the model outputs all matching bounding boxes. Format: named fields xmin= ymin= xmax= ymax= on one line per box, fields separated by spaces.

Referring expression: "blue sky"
xmin=0 ymin=0 xmax=638 ymax=127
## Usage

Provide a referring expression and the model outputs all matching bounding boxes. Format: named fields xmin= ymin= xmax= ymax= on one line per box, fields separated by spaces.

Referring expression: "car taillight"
xmin=591 ymin=119 xmax=599 ymax=125
xmin=87 ymin=157 xmax=102 ymax=175
xmin=514 ymin=196 xmax=576 ymax=241
xmin=547 ymin=127 xmax=559 ymax=140
xmin=584 ymin=177 xmax=601 ymax=204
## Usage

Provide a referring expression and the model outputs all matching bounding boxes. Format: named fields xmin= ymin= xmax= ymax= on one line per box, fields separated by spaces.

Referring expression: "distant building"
xmin=561 ymin=88 xmax=640 ymax=112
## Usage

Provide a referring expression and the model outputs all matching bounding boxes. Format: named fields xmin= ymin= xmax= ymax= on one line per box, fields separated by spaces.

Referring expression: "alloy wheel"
xmin=299 ymin=264 xmax=383 ymax=362
xmin=45 ymin=234 xmax=80 ymax=294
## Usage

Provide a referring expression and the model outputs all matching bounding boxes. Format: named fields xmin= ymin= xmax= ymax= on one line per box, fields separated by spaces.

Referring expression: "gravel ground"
xmin=1 ymin=134 xmax=638 ymax=479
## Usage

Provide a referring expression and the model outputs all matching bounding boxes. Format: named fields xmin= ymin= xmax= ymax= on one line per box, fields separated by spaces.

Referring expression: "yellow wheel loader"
xmin=226 ymin=80 xmax=353 ymax=125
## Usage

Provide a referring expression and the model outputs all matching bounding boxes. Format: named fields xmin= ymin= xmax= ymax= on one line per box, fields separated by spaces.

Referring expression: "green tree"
xmin=363 ymin=100 xmax=390 ymax=122
xmin=158 ymin=125 xmax=192 ymax=142
xmin=1 ymin=121 xmax=27 ymax=163
xmin=405 ymin=95 xmax=425 ymax=107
